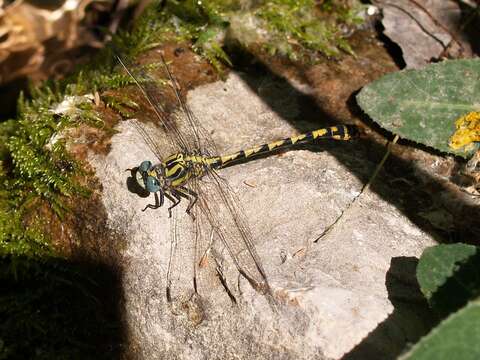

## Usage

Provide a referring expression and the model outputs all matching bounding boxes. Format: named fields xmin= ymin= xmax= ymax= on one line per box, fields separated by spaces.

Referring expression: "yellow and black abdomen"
xmin=206 ymin=125 xmax=357 ymax=169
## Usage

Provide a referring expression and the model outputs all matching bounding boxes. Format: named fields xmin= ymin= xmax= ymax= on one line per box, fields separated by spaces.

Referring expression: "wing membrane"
xmin=121 ymin=53 xmax=271 ymax=301
xmin=158 ymin=54 xmax=219 ymax=157
xmin=116 ymin=55 xmax=188 ymax=156
xmin=189 ymin=169 xmax=270 ymax=295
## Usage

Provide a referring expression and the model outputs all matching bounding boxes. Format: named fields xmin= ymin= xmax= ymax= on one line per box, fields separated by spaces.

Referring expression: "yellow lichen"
xmin=449 ymin=111 xmax=480 ymax=150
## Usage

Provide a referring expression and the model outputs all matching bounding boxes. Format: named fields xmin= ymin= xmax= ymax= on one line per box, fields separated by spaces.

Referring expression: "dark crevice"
xmin=374 ymin=20 xmax=407 ymax=70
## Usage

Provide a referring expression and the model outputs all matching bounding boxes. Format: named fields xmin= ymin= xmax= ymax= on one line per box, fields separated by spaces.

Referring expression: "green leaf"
xmin=357 ymin=59 xmax=480 ymax=158
xmin=401 ymin=300 xmax=480 ymax=360
xmin=417 ymin=244 xmax=480 ymax=316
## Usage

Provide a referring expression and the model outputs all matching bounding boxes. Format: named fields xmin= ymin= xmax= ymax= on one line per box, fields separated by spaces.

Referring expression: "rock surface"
xmin=381 ymin=0 xmax=469 ymax=69
xmin=90 ymin=72 xmax=436 ymax=359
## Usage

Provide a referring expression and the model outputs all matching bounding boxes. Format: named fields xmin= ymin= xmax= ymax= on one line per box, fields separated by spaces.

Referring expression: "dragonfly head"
xmin=135 ymin=160 xmax=162 ymax=193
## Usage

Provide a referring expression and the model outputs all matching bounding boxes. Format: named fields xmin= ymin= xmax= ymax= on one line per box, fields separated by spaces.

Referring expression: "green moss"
xmin=103 ymin=93 xmax=139 ymax=118
xmin=0 ymin=86 xmax=86 ymax=258
xmin=151 ymin=0 xmax=364 ymax=66
xmin=0 ymin=209 xmax=51 ymax=259
xmin=0 ymin=2 xmax=165 ymax=260
xmin=255 ymin=0 xmax=363 ymax=59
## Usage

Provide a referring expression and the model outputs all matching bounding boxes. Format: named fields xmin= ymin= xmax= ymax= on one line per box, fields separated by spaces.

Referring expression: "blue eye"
xmin=145 ymin=176 xmax=160 ymax=193
xmin=139 ymin=160 xmax=152 ymax=173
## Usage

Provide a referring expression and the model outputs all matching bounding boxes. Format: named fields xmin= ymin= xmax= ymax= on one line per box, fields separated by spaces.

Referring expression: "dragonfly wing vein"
xmin=193 ymin=167 xmax=271 ymax=294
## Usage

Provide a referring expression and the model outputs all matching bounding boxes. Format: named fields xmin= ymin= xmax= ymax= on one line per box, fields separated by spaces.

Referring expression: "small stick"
xmin=315 ymin=135 xmax=400 ymax=242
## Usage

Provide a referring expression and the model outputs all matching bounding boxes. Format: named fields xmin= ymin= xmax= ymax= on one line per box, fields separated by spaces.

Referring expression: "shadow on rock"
xmin=0 ymin=255 xmax=125 ymax=359
xmin=126 ymin=167 xmax=150 ymax=198
xmin=230 ymin=46 xmax=480 ymax=247
xmin=341 ymin=256 xmax=438 ymax=360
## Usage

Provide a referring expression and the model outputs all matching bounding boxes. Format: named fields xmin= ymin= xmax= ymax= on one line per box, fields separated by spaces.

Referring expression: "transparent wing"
xmin=116 ymin=55 xmax=189 ymax=158
xmin=130 ymin=118 xmax=165 ymax=162
xmin=161 ymin=53 xmax=272 ymax=294
xmin=120 ymin=53 xmax=270 ymax=300
xmin=118 ymin=54 xmax=219 ymax=157
xmin=159 ymin=55 xmax=219 ymax=157
xmin=189 ymin=168 xmax=271 ymax=296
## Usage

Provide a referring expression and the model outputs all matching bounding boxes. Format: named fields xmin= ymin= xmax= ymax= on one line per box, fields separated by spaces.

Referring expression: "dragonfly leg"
xmin=176 ymin=186 xmax=198 ymax=217
xmin=168 ymin=186 xmax=198 ymax=221
xmin=164 ymin=191 xmax=181 ymax=218
xmin=142 ymin=192 xmax=164 ymax=211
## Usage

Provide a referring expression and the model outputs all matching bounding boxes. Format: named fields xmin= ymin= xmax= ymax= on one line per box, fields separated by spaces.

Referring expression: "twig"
xmin=315 ymin=135 xmax=400 ymax=242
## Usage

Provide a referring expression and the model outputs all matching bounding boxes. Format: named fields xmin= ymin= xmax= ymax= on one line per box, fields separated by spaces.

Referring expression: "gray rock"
xmin=381 ymin=0 xmax=469 ymax=69
xmin=89 ymin=72 xmax=436 ymax=359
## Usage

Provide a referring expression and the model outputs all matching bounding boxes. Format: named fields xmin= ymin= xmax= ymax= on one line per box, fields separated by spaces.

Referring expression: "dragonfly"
xmin=119 ymin=54 xmax=358 ymax=307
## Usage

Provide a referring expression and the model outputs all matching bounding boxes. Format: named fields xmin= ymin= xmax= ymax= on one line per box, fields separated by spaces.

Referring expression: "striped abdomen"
xmin=205 ymin=125 xmax=357 ymax=169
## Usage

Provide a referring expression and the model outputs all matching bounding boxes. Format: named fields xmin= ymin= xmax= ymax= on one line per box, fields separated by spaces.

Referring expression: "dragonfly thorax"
xmin=162 ymin=152 xmax=209 ymax=187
